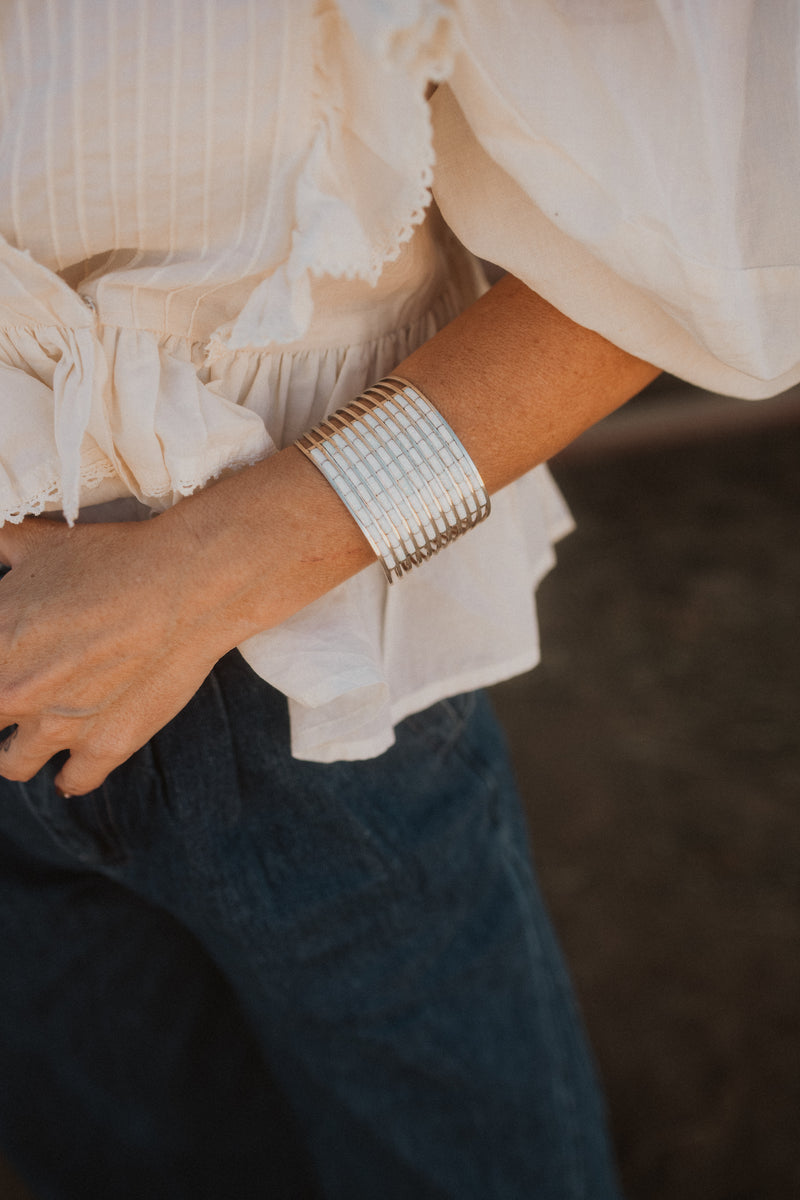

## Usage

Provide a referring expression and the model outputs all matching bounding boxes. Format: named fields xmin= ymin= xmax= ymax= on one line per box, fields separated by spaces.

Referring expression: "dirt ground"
xmin=491 ymin=398 xmax=800 ymax=1200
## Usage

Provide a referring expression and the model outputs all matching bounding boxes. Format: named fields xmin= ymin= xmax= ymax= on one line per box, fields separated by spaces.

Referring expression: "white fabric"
xmin=0 ymin=1 xmax=797 ymax=760
xmin=433 ymin=0 xmax=800 ymax=398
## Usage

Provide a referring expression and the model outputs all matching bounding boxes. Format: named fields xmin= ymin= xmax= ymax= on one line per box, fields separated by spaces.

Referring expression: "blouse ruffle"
xmin=220 ymin=0 xmax=456 ymax=351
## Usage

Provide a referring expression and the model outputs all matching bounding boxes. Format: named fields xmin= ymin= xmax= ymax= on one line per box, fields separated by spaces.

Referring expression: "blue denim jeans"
xmin=0 ymin=647 xmax=622 ymax=1200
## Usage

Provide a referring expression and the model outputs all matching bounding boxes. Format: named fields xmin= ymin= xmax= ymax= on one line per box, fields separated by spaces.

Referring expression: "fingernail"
xmin=55 ymin=784 xmax=73 ymax=799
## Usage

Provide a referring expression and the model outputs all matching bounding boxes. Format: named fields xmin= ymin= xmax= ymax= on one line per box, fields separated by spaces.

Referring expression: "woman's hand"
xmin=0 ymin=446 xmax=376 ymax=797
xmin=0 ymin=516 xmax=236 ymax=796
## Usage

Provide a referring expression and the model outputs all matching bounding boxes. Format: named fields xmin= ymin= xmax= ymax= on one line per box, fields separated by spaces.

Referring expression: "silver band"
xmin=295 ymin=376 xmax=491 ymax=583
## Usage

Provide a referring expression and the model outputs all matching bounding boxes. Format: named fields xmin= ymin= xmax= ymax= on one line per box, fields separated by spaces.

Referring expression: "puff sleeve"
xmin=432 ymin=0 xmax=800 ymax=399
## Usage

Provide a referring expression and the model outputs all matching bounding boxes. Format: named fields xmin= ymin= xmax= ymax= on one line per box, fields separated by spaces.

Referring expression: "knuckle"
xmin=82 ymin=726 xmax=134 ymax=767
xmin=0 ymin=678 xmax=28 ymax=715
xmin=37 ymin=714 xmax=76 ymax=744
xmin=95 ymin=734 xmax=129 ymax=764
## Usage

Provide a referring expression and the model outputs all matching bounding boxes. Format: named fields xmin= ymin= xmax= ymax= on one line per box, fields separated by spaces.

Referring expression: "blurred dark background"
xmin=1 ymin=377 xmax=798 ymax=1198
xmin=492 ymin=376 xmax=800 ymax=1200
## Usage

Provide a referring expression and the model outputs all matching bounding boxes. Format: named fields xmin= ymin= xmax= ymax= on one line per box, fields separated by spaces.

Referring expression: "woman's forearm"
xmin=398 ymin=273 xmax=660 ymax=490
xmin=168 ymin=273 xmax=660 ymax=641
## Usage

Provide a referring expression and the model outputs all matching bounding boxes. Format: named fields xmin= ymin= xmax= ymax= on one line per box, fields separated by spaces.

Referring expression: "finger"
xmin=53 ymin=724 xmax=144 ymax=797
xmin=54 ymin=752 xmax=118 ymax=797
xmin=0 ymin=720 xmax=59 ymax=784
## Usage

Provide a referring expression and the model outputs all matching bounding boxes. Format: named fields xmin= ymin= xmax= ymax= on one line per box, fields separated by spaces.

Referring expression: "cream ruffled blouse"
xmin=1 ymin=1 xmax=798 ymax=760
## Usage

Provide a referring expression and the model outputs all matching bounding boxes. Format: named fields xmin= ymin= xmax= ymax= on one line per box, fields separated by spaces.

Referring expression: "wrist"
xmin=153 ymin=445 xmax=376 ymax=648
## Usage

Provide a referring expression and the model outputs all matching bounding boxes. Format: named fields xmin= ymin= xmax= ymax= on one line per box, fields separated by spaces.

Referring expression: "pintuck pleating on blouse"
xmin=0 ymin=0 xmax=798 ymax=760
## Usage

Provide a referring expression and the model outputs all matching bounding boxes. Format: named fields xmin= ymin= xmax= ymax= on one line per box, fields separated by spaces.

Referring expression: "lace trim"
xmin=222 ymin=0 xmax=457 ymax=350
xmin=140 ymin=447 xmax=272 ymax=505
xmin=0 ymin=449 xmax=270 ymax=527
xmin=1 ymin=459 xmax=117 ymax=526
xmin=337 ymin=0 xmax=456 ymax=271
